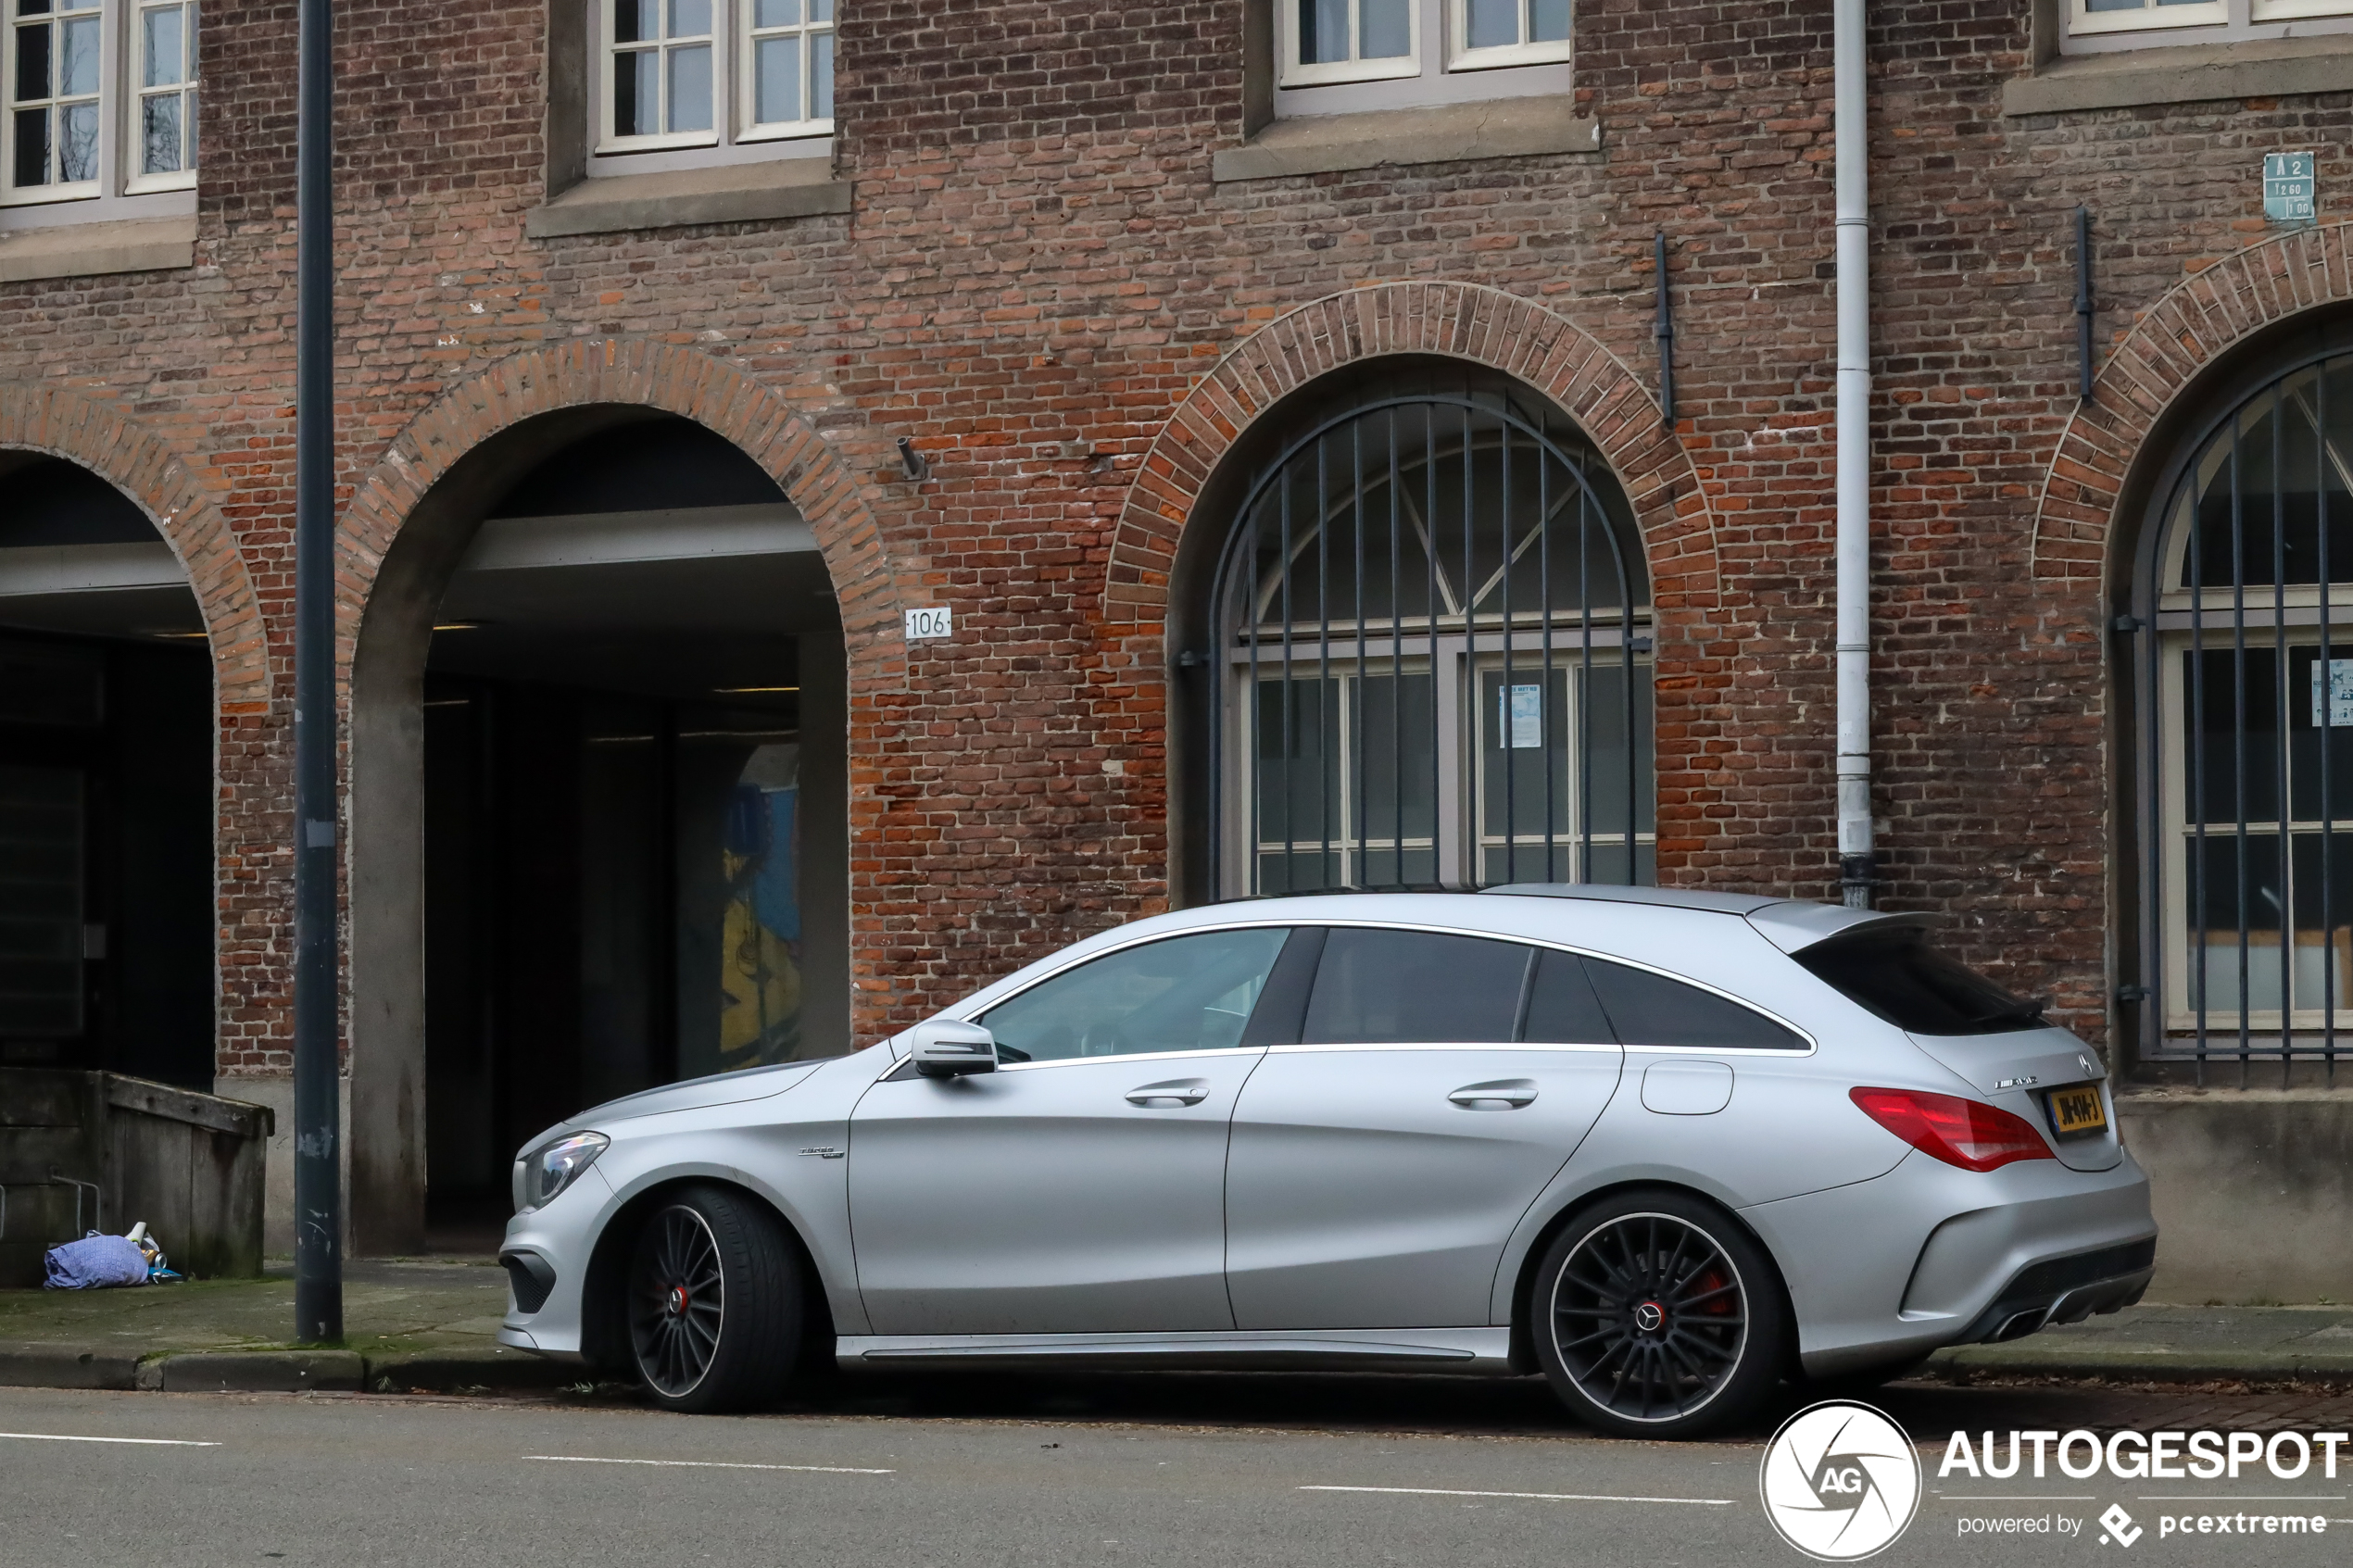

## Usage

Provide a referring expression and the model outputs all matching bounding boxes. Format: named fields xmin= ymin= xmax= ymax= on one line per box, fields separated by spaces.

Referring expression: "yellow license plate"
xmin=2046 ymin=1084 xmax=2108 ymax=1138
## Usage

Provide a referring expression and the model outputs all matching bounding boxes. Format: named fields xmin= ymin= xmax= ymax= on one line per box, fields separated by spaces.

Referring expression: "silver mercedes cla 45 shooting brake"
xmin=497 ymin=886 xmax=2155 ymax=1438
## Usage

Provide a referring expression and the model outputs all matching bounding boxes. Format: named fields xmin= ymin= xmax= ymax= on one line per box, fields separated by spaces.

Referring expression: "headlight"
xmin=512 ymin=1131 xmax=609 ymax=1212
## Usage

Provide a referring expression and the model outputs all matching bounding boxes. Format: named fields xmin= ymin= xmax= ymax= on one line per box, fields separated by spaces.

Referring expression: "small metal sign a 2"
xmin=2265 ymin=152 xmax=2317 ymax=226
xmin=904 ymin=607 xmax=953 ymax=642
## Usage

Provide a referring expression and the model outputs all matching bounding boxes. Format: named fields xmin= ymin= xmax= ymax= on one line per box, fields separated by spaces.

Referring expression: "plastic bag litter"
xmin=43 ymin=1232 xmax=150 ymax=1290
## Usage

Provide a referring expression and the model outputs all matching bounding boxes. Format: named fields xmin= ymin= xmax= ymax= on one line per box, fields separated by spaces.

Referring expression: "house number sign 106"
xmin=904 ymin=607 xmax=953 ymax=641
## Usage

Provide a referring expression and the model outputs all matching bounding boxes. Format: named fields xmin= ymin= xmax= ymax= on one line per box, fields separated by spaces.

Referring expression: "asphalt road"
xmin=4 ymin=1375 xmax=2352 ymax=1567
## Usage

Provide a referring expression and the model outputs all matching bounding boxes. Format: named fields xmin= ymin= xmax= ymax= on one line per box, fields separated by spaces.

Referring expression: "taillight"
xmin=1849 ymin=1086 xmax=2056 ymax=1173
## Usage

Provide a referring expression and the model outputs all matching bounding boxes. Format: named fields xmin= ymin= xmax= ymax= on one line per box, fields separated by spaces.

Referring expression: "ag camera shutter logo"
xmin=1759 ymin=1400 xmax=1922 ymax=1561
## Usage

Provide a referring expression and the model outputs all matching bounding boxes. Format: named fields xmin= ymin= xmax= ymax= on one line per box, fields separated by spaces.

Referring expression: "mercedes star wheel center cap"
xmin=667 ymin=1286 xmax=690 ymax=1317
xmin=1634 ymin=1300 xmax=1666 ymax=1334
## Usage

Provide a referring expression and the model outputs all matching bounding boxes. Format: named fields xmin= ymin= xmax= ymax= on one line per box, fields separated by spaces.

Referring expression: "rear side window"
xmin=1302 ymin=928 xmax=1531 ymax=1044
xmin=1793 ymin=926 xmax=2045 ymax=1035
xmin=1520 ymin=949 xmax=1615 ymax=1044
xmin=1583 ymin=955 xmax=1807 ymax=1051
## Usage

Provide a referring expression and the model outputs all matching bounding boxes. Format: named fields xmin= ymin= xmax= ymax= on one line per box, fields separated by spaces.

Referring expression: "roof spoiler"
xmin=1743 ymin=900 xmax=1938 ymax=956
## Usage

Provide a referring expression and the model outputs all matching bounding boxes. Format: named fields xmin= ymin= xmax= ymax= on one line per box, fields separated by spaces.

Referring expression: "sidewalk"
xmin=5 ymin=1263 xmax=2353 ymax=1395
xmin=0 ymin=1257 xmax=568 ymax=1394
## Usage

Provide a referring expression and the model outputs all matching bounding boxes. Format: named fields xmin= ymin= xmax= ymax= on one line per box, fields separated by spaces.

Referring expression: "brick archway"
xmin=1103 ymin=282 xmax=1718 ymax=628
xmin=340 ymin=338 xmax=905 ymax=653
xmin=0 ymin=380 xmax=268 ymax=707
xmin=2030 ymin=223 xmax=2353 ymax=584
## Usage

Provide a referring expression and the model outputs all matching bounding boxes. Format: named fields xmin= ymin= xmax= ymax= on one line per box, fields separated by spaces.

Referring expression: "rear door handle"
xmin=1126 ymin=1078 xmax=1210 ymax=1108
xmin=1450 ymin=1079 xmax=1538 ymax=1110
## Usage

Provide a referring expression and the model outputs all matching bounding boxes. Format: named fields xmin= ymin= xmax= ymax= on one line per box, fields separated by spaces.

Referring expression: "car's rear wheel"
xmin=626 ymin=1184 xmax=803 ymax=1413
xmin=1531 ymin=1188 xmax=1788 ymax=1439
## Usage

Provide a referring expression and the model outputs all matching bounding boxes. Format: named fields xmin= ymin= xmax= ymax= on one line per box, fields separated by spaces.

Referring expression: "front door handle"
xmin=1450 ymin=1079 xmax=1538 ymax=1110
xmin=1126 ymin=1078 xmax=1210 ymax=1108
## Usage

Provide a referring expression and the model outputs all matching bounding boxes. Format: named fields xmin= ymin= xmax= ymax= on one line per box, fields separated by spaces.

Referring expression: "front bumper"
xmin=493 ymin=1166 xmax=615 ymax=1362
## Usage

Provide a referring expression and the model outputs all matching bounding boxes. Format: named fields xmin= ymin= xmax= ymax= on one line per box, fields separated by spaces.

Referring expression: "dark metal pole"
xmin=293 ymin=0 xmax=342 ymax=1344
xmin=1654 ymin=231 xmax=1675 ymax=426
xmin=2075 ymin=206 xmax=2095 ymax=402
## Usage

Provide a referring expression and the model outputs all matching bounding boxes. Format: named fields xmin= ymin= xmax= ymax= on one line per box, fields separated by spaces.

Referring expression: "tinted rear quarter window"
xmin=1302 ymin=927 xmax=1531 ymax=1044
xmin=1521 ymin=948 xmax=1615 ymax=1044
xmin=1793 ymin=926 xmax=2045 ymax=1035
xmin=1583 ymin=955 xmax=1806 ymax=1050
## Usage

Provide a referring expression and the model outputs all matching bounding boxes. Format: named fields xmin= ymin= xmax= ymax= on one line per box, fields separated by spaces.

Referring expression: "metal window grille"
xmin=1207 ymin=375 xmax=1653 ymax=899
xmin=2132 ymin=349 xmax=2353 ymax=1082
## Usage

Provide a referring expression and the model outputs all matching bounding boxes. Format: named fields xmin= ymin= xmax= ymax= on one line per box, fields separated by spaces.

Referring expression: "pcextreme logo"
xmin=1760 ymin=1400 xmax=1924 ymax=1561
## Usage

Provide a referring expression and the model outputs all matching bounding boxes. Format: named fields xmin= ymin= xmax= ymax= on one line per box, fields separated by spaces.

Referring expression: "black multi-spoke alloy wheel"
xmin=1531 ymin=1188 xmax=1788 ymax=1438
xmin=625 ymin=1184 xmax=804 ymax=1414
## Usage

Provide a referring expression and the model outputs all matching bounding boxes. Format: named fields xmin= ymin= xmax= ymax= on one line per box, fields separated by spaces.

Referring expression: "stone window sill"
xmin=526 ymin=157 xmax=851 ymax=239
xmin=0 ymin=214 xmax=195 ymax=284
xmin=1212 ymin=96 xmax=1600 ymax=183
xmin=2006 ymin=32 xmax=2353 ymax=116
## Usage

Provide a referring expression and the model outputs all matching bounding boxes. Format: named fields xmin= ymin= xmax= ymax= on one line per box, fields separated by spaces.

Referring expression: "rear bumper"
xmin=1954 ymin=1236 xmax=2155 ymax=1346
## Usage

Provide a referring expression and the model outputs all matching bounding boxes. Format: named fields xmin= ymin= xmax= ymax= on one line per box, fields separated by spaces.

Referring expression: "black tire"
xmin=1529 ymin=1187 xmax=1790 ymax=1439
xmin=625 ymin=1184 xmax=804 ymax=1414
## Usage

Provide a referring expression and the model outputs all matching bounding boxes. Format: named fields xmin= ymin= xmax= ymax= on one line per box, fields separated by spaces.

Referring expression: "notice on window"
xmin=1500 ymin=684 xmax=1543 ymax=749
xmin=2312 ymin=658 xmax=2353 ymax=727
xmin=2265 ymin=151 xmax=2317 ymax=227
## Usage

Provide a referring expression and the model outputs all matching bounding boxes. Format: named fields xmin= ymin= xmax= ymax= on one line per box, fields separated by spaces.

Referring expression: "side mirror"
xmin=909 ymin=1019 xmax=999 ymax=1078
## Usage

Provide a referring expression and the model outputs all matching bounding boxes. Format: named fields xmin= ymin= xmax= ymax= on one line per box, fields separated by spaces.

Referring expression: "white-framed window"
xmin=127 ymin=0 xmax=190 ymax=190
xmin=3 ymin=0 xmax=193 ymax=207
xmin=2066 ymin=0 xmax=2353 ymax=49
xmin=1277 ymin=0 xmax=1419 ymax=88
xmin=1448 ymin=0 xmax=1570 ymax=70
xmin=597 ymin=0 xmax=829 ymax=158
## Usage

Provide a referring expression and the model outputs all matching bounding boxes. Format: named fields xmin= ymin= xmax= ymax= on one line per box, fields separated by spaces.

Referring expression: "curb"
xmin=0 ymin=1343 xmax=568 ymax=1396
xmin=1922 ymin=1347 xmax=2353 ymax=1386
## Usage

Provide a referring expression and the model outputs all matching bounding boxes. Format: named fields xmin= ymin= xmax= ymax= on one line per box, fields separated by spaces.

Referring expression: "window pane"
xmin=754 ymin=35 xmax=799 ymax=123
xmin=1577 ymin=840 xmax=1655 ymax=885
xmin=2290 ymin=833 xmax=2353 ymax=1013
xmin=1255 ymin=677 xmax=1340 ymax=864
xmin=1480 ymin=667 xmax=1569 ymax=872
xmin=2192 ymin=833 xmax=2286 ymax=1015
xmin=670 ymin=0 xmax=711 ymax=36
xmin=979 ymin=928 xmax=1290 ymax=1061
xmin=1522 ymin=949 xmax=1612 ymax=1044
xmin=1361 ymin=0 xmax=1410 ymax=56
xmin=613 ymin=49 xmax=657 ymax=135
xmin=1582 ymin=659 xmax=1655 ymax=834
xmin=812 ymin=31 xmax=832 ymax=118
xmin=1584 ymin=955 xmax=1806 ymax=1050
xmin=754 ymin=0 xmax=799 ymax=23
xmin=1793 ymin=927 xmax=2044 ymax=1035
xmin=1355 ymin=671 xmax=1437 ymax=884
xmin=615 ymin=0 xmax=657 ymax=43
xmin=1529 ymin=0 xmax=1568 ymax=42
xmin=143 ymin=5 xmax=184 ymax=86
xmin=2082 ymin=0 xmax=2143 ymax=9
xmin=2289 ymin=646 xmax=2353 ymax=822
xmin=1301 ymin=928 xmax=1531 ymax=1045
xmin=667 ymin=43 xmax=711 ymax=132
xmin=142 ymin=93 xmax=182 ymax=173
xmin=812 ymin=0 xmax=832 ymax=19
xmin=16 ymin=23 xmax=51 ymax=104
xmin=1302 ymin=0 xmax=1347 ymax=62
xmin=57 ymin=13 xmax=93 ymax=94
xmin=11 ymin=107 xmax=44 ymax=184
xmin=1466 ymin=0 xmax=1518 ymax=49
xmin=2183 ymin=647 xmax=2283 ymax=827
xmin=17 ymin=0 xmax=56 ymax=16
xmin=57 ymin=97 xmax=92 ymax=179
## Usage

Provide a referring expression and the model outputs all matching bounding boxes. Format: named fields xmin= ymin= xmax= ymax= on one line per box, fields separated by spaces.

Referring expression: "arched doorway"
xmin=0 ymin=454 xmax=213 ymax=1089
xmin=2125 ymin=320 xmax=2353 ymax=1080
xmin=349 ymin=410 xmax=849 ymax=1252
xmin=1180 ymin=361 xmax=1652 ymax=899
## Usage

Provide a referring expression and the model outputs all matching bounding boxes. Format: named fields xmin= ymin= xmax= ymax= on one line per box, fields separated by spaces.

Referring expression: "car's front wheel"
xmin=625 ymin=1184 xmax=804 ymax=1413
xmin=1530 ymin=1188 xmax=1788 ymax=1439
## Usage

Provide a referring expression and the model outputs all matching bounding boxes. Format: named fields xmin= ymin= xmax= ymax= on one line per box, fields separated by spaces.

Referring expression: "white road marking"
xmin=0 ymin=1432 xmax=220 ymax=1447
xmin=1299 ymin=1485 xmax=1730 ymax=1507
xmin=525 ymin=1455 xmax=893 ymax=1474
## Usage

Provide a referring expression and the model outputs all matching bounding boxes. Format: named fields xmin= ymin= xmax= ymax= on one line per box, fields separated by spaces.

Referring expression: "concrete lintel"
xmin=2006 ymin=33 xmax=2353 ymax=117
xmin=459 ymin=504 xmax=816 ymax=571
xmin=0 ymin=215 xmax=195 ymax=284
xmin=0 ymin=541 xmax=182 ymax=596
xmin=527 ymin=159 xmax=851 ymax=239
xmin=1212 ymin=96 xmax=1600 ymax=183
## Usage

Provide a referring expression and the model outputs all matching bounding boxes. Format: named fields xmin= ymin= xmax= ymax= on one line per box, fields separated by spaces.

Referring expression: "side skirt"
xmin=833 ymin=1327 xmax=1517 ymax=1374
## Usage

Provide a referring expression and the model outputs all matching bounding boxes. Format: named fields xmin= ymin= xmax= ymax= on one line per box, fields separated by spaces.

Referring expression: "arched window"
xmin=2136 ymin=348 xmax=2353 ymax=1069
xmin=1205 ymin=367 xmax=1652 ymax=897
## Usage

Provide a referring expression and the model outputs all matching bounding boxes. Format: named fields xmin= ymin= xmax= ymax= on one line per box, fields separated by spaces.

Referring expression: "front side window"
xmin=979 ymin=928 xmax=1290 ymax=1062
xmin=3 ymin=0 xmax=194 ymax=206
xmin=1210 ymin=368 xmax=1653 ymax=897
xmin=598 ymin=0 xmax=828 ymax=156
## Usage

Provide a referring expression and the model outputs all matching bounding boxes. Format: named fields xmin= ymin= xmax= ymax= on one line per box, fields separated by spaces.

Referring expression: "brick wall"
xmin=6 ymin=0 xmax=2351 ymax=1069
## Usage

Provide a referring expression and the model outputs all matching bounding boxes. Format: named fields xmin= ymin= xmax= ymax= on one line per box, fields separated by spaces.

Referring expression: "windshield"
xmin=1792 ymin=926 xmax=2045 ymax=1035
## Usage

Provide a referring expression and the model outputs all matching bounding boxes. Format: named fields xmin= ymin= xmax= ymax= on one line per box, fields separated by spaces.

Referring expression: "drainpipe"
xmin=1833 ymin=0 xmax=1874 ymax=909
